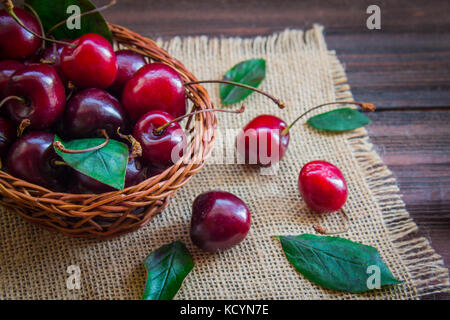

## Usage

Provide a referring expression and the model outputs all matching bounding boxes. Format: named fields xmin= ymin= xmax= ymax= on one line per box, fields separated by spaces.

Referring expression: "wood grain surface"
xmin=99 ymin=0 xmax=449 ymax=299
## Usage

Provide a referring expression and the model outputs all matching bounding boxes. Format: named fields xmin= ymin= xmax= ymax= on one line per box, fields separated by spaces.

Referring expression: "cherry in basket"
xmin=0 ymin=7 xmax=42 ymax=60
xmin=122 ymin=63 xmax=186 ymax=121
xmin=6 ymin=131 xmax=68 ymax=190
xmin=2 ymin=63 xmax=66 ymax=130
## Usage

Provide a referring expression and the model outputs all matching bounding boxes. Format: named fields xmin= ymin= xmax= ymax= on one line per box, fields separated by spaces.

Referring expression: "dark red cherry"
xmin=39 ymin=41 xmax=69 ymax=85
xmin=63 ymin=88 xmax=129 ymax=139
xmin=134 ymin=110 xmax=186 ymax=168
xmin=4 ymin=63 xmax=65 ymax=129
xmin=0 ymin=60 xmax=24 ymax=98
xmin=75 ymin=157 xmax=147 ymax=193
xmin=147 ymin=165 xmax=166 ymax=178
xmin=122 ymin=63 xmax=186 ymax=121
xmin=0 ymin=8 xmax=42 ymax=60
xmin=236 ymin=114 xmax=289 ymax=166
xmin=108 ymin=50 xmax=146 ymax=97
xmin=0 ymin=117 xmax=15 ymax=157
xmin=6 ymin=131 xmax=68 ymax=190
xmin=298 ymin=160 xmax=348 ymax=214
xmin=190 ymin=191 xmax=251 ymax=252
xmin=61 ymin=33 xmax=117 ymax=89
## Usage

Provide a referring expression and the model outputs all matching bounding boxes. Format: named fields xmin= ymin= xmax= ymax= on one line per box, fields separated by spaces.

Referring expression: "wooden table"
xmin=102 ymin=0 xmax=449 ymax=299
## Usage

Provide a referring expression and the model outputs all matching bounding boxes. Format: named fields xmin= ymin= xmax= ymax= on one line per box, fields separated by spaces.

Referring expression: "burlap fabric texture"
xmin=0 ymin=26 xmax=448 ymax=299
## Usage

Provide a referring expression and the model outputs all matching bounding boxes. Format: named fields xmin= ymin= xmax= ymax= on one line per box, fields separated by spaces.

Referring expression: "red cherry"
xmin=147 ymin=165 xmax=166 ymax=178
xmin=298 ymin=160 xmax=348 ymax=214
xmin=0 ymin=60 xmax=24 ymax=98
xmin=4 ymin=63 xmax=66 ymax=129
xmin=6 ymin=131 xmax=68 ymax=190
xmin=74 ymin=157 xmax=147 ymax=193
xmin=61 ymin=33 xmax=117 ymax=89
xmin=190 ymin=191 xmax=251 ymax=252
xmin=108 ymin=50 xmax=146 ymax=97
xmin=236 ymin=114 xmax=289 ymax=166
xmin=134 ymin=110 xmax=186 ymax=168
xmin=0 ymin=117 xmax=15 ymax=157
xmin=122 ymin=63 xmax=186 ymax=121
xmin=63 ymin=88 xmax=129 ymax=139
xmin=0 ymin=8 xmax=42 ymax=60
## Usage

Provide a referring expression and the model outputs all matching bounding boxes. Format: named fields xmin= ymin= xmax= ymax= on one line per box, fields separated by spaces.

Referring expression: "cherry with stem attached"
xmin=135 ymin=106 xmax=245 ymax=169
xmin=0 ymin=3 xmax=42 ymax=60
xmin=1 ymin=64 xmax=66 ymax=130
xmin=2 ymin=0 xmax=118 ymax=89
xmin=237 ymin=101 xmax=375 ymax=167
xmin=1 ymin=0 xmax=75 ymax=48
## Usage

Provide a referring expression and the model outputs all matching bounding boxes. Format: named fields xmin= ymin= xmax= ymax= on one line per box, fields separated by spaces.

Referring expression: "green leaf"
xmin=142 ymin=241 xmax=194 ymax=300
xmin=307 ymin=108 xmax=370 ymax=132
xmin=220 ymin=58 xmax=266 ymax=104
xmin=25 ymin=0 xmax=113 ymax=43
xmin=54 ymin=136 xmax=128 ymax=190
xmin=277 ymin=234 xmax=402 ymax=293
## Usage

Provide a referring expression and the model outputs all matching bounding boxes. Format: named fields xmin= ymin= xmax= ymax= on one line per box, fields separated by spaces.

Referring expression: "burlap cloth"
xmin=1 ymin=26 xmax=448 ymax=299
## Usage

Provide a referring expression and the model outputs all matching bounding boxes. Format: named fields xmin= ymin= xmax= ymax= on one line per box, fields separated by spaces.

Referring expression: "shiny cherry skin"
xmin=75 ymin=157 xmax=147 ymax=193
xmin=6 ymin=131 xmax=68 ymax=190
xmin=190 ymin=191 xmax=251 ymax=252
xmin=134 ymin=110 xmax=186 ymax=168
xmin=0 ymin=117 xmax=16 ymax=156
xmin=63 ymin=88 xmax=129 ymax=139
xmin=122 ymin=63 xmax=186 ymax=121
xmin=236 ymin=114 xmax=289 ymax=166
xmin=298 ymin=160 xmax=348 ymax=214
xmin=61 ymin=33 xmax=117 ymax=89
xmin=0 ymin=60 xmax=24 ymax=98
xmin=39 ymin=42 xmax=69 ymax=85
xmin=5 ymin=64 xmax=66 ymax=129
xmin=108 ymin=50 xmax=146 ymax=97
xmin=0 ymin=8 xmax=42 ymax=60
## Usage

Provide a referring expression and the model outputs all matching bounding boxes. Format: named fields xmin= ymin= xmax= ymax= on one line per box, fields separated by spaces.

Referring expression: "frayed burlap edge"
xmin=314 ymin=25 xmax=450 ymax=298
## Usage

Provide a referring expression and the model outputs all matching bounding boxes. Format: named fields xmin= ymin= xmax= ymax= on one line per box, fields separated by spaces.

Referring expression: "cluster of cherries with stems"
xmin=0 ymin=0 xmax=374 ymax=252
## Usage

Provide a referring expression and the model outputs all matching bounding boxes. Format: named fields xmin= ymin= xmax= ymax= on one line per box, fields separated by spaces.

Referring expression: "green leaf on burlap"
xmin=142 ymin=241 xmax=194 ymax=300
xmin=277 ymin=234 xmax=402 ymax=293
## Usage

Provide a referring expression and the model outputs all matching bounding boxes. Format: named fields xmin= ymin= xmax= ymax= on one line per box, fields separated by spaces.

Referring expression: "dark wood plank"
xmin=103 ymin=0 xmax=450 ymax=37
xmin=367 ymin=110 xmax=450 ymax=299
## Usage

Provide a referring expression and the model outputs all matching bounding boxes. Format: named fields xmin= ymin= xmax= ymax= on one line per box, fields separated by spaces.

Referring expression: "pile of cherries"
xmin=0 ymin=6 xmax=350 ymax=253
xmin=0 ymin=7 xmax=188 ymax=194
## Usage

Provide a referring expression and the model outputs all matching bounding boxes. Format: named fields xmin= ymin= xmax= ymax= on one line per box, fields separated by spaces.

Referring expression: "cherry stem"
xmin=23 ymin=2 xmax=45 ymax=49
xmin=47 ymin=0 xmax=117 ymax=36
xmin=313 ymin=210 xmax=349 ymax=235
xmin=53 ymin=129 xmax=110 ymax=154
xmin=117 ymin=127 xmax=142 ymax=159
xmin=1 ymin=0 xmax=76 ymax=48
xmin=17 ymin=119 xmax=30 ymax=137
xmin=185 ymin=80 xmax=286 ymax=109
xmin=155 ymin=105 xmax=245 ymax=134
xmin=0 ymin=95 xmax=25 ymax=108
xmin=281 ymin=101 xmax=375 ymax=136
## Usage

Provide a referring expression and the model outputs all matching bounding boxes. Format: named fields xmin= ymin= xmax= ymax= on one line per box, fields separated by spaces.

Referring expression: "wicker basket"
xmin=0 ymin=24 xmax=217 ymax=238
